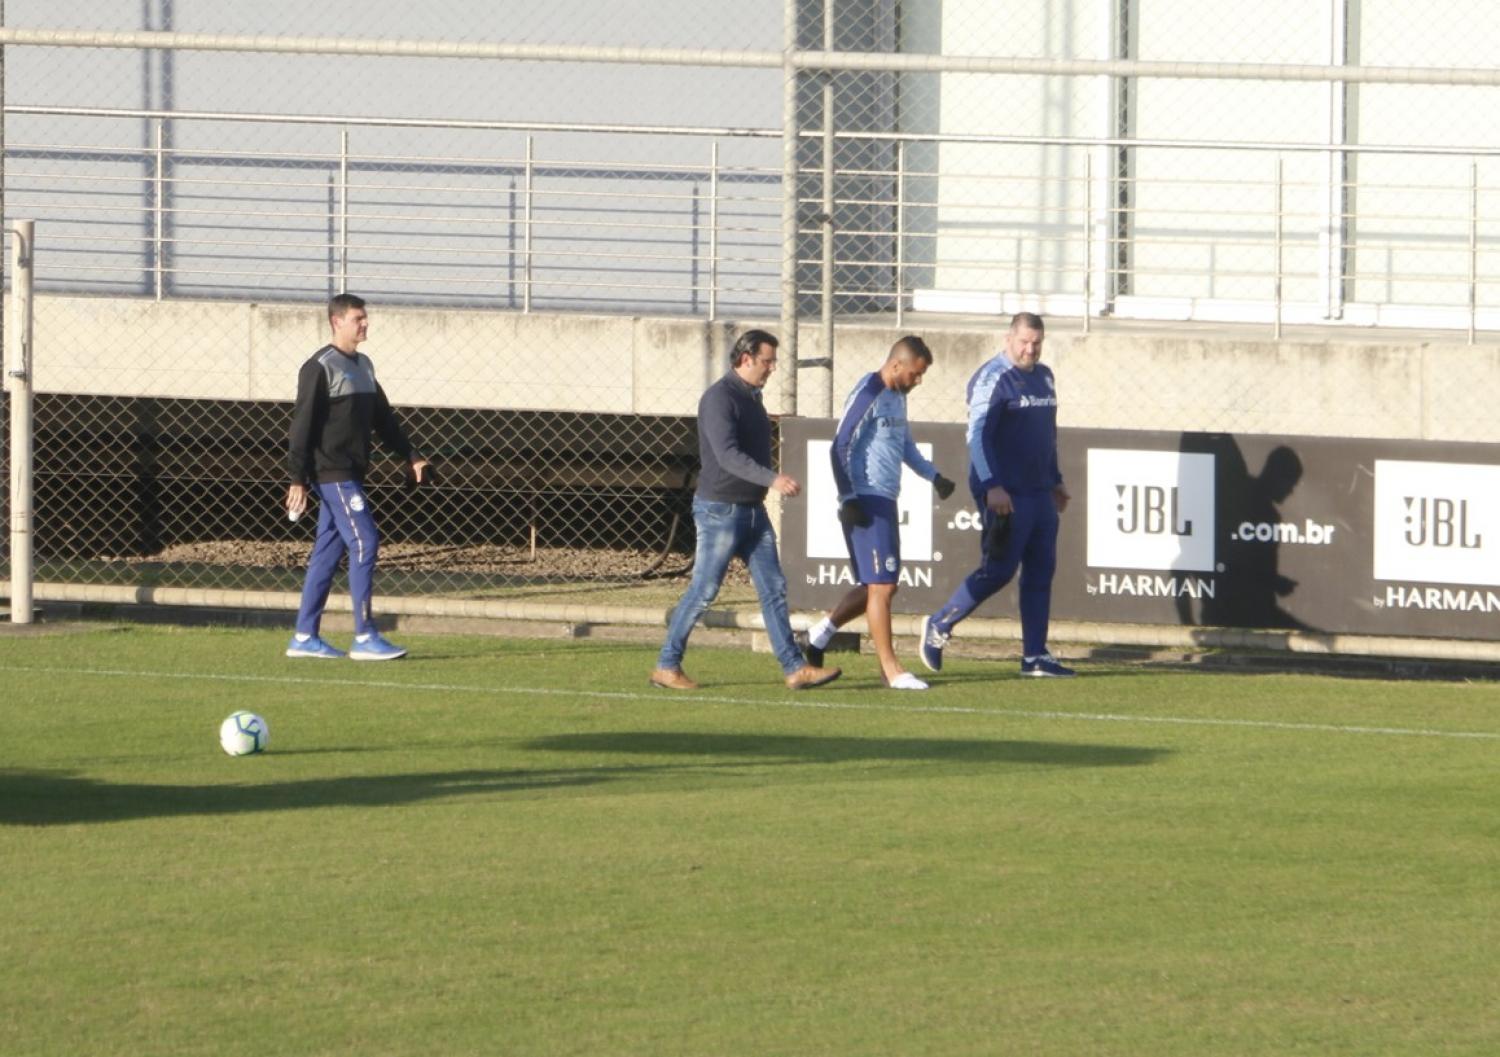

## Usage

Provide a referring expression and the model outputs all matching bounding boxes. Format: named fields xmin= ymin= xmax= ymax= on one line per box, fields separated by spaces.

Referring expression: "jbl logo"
xmin=1403 ymin=496 xmax=1482 ymax=549
xmin=1116 ymin=484 xmax=1193 ymax=536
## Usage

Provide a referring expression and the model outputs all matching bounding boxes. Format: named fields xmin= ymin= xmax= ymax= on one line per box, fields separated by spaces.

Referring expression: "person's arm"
xmin=830 ymin=375 xmax=882 ymax=500
xmin=902 ymin=431 xmax=937 ymax=482
xmin=700 ymin=386 xmax=777 ymax=487
xmin=369 ymin=377 xmax=431 ymax=485
xmin=287 ymin=359 xmax=323 ymax=483
xmin=967 ymin=366 xmax=1007 ymax=497
xmin=285 ymin=359 xmax=324 ymax=517
xmin=371 ymin=381 xmax=416 ymax=463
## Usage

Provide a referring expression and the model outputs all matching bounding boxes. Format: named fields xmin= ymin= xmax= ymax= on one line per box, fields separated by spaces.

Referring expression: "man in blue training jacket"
xmin=651 ymin=329 xmax=842 ymax=692
xmin=803 ymin=336 xmax=956 ymax=690
xmin=919 ymin=313 xmax=1076 ymax=678
xmin=285 ymin=293 xmax=428 ymax=661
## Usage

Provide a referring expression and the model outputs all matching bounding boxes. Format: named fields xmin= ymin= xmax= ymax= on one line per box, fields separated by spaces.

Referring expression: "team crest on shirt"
xmin=350 ymin=495 xmax=367 ymax=512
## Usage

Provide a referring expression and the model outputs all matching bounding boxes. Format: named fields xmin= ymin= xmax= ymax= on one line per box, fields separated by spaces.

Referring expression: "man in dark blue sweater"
xmin=652 ymin=330 xmax=841 ymax=691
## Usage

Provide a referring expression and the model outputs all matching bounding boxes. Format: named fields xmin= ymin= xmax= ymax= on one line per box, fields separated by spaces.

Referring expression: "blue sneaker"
xmin=349 ymin=632 xmax=408 ymax=661
xmin=918 ymin=615 xmax=948 ymax=672
xmin=285 ymin=634 xmax=346 ymax=660
xmin=1021 ymin=652 xmax=1076 ymax=678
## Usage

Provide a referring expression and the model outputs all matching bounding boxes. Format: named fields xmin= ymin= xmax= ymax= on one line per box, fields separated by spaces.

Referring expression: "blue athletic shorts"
xmin=842 ymin=495 xmax=902 ymax=585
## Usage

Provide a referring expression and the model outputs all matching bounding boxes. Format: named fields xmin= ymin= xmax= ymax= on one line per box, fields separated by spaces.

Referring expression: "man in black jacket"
xmin=651 ymin=330 xmax=841 ymax=691
xmin=285 ymin=294 xmax=428 ymax=660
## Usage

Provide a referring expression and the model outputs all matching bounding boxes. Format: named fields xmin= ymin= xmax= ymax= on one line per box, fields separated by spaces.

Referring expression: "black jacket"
xmin=287 ymin=345 xmax=415 ymax=485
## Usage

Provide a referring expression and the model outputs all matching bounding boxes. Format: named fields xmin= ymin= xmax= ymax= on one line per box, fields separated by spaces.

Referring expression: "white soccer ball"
xmin=219 ymin=711 xmax=269 ymax=756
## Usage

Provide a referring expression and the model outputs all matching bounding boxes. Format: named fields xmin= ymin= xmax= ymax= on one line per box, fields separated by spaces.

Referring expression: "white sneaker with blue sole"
xmin=349 ymin=632 xmax=408 ymax=661
xmin=285 ymin=634 xmax=346 ymax=660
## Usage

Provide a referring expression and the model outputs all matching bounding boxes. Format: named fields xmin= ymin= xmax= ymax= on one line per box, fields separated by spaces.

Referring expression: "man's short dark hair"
xmin=891 ymin=335 xmax=933 ymax=365
xmin=731 ymin=328 xmax=779 ymax=367
xmin=329 ymin=293 xmax=367 ymax=322
xmin=1010 ymin=312 xmax=1044 ymax=334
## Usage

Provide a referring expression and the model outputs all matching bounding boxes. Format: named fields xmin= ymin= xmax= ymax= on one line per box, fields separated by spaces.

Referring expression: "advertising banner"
xmin=780 ymin=420 xmax=1500 ymax=640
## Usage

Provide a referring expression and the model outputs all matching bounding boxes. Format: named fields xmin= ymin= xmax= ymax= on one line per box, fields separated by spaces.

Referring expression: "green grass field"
xmin=2 ymin=624 xmax=1496 ymax=1056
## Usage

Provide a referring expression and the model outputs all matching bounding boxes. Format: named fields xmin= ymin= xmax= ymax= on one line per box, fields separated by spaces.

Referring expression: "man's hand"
xmin=286 ymin=483 xmax=308 ymax=521
xmin=932 ymin=473 xmax=956 ymax=500
xmin=839 ymin=498 xmax=873 ymax=529
xmin=1053 ymin=484 xmax=1071 ymax=513
xmin=985 ymin=485 xmax=1013 ymax=516
xmin=406 ymin=458 xmax=434 ymax=489
xmin=771 ymin=474 xmax=801 ymax=498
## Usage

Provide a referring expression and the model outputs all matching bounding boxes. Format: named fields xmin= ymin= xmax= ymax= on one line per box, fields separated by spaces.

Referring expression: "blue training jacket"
xmin=830 ymin=371 xmax=937 ymax=501
xmin=965 ymin=353 xmax=1062 ymax=497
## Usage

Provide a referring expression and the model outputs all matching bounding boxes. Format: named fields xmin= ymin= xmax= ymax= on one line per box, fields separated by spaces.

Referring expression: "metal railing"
xmin=5 ymin=104 xmax=1496 ymax=344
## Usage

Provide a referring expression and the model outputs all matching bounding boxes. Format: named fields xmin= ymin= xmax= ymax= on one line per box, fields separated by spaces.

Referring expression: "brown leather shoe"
xmin=784 ymin=664 xmax=842 ymax=691
xmin=650 ymin=668 xmax=699 ymax=691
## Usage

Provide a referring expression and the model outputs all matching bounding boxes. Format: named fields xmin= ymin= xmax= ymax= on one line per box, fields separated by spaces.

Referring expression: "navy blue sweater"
xmin=694 ymin=372 xmax=778 ymax=504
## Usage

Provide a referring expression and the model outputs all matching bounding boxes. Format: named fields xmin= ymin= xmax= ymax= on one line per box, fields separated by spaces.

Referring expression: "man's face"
xmin=890 ymin=355 xmax=929 ymax=393
xmin=1005 ymin=324 xmax=1044 ymax=371
xmin=742 ymin=342 xmax=778 ymax=388
xmin=331 ymin=306 xmax=369 ymax=348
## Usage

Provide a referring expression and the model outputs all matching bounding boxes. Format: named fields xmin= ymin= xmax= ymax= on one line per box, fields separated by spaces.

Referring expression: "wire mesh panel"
xmin=2 ymin=0 xmax=786 ymax=595
xmin=3 ymin=0 xmax=1500 ymax=604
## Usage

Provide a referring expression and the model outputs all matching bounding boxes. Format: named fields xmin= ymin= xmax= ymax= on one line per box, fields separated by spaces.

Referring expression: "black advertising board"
xmin=780 ymin=419 xmax=1500 ymax=640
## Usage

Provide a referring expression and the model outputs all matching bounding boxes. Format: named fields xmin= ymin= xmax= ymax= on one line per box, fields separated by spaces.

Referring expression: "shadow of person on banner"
xmin=1177 ymin=436 xmax=1314 ymax=631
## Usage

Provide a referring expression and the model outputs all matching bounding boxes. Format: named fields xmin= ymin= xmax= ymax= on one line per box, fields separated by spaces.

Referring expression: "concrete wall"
xmin=11 ymin=294 xmax=1500 ymax=444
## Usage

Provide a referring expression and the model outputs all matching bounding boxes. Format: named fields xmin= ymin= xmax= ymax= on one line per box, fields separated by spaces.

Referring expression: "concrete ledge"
xmin=14 ymin=581 xmax=1500 ymax=668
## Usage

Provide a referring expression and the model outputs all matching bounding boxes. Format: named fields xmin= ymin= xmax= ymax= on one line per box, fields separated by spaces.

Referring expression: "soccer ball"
xmin=219 ymin=711 xmax=269 ymax=756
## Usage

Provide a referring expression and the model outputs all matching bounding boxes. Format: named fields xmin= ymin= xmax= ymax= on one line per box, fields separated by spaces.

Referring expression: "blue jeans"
xmin=657 ymin=498 xmax=804 ymax=675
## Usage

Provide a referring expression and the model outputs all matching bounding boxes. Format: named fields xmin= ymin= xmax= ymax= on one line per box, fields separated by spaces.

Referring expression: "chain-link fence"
xmin=4 ymin=0 xmax=1499 ymax=604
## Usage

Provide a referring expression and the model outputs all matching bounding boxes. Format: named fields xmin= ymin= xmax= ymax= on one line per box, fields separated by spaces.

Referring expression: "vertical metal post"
xmin=818 ymin=0 xmax=836 ymax=418
xmin=708 ymin=140 xmax=720 ymax=322
xmin=777 ymin=0 xmax=800 ymax=414
xmin=894 ymin=139 xmax=905 ymax=329
xmin=523 ymin=135 xmax=535 ymax=314
xmin=1469 ymin=158 xmax=1479 ymax=346
xmin=8 ymin=220 xmax=35 ymax=624
xmin=338 ymin=128 xmax=349 ymax=292
xmin=1082 ymin=150 xmax=1093 ymax=335
xmin=1320 ymin=0 xmax=1351 ymax=321
xmin=1274 ymin=155 xmax=1284 ymax=340
xmin=2 ymin=0 xmax=8 ymax=413
xmin=153 ymin=119 xmax=165 ymax=301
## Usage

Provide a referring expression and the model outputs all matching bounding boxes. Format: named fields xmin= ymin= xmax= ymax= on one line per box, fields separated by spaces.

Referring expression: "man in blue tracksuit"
xmin=284 ymin=294 xmax=428 ymax=660
xmin=919 ymin=313 xmax=1076 ymax=678
xmin=802 ymin=336 xmax=956 ymax=690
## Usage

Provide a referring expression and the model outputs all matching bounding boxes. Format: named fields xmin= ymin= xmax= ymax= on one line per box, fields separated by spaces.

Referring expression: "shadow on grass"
xmin=523 ymin=731 xmax=1171 ymax=769
xmin=3 ymin=730 xmax=1169 ymax=827
xmin=0 ymin=766 xmax=626 ymax=827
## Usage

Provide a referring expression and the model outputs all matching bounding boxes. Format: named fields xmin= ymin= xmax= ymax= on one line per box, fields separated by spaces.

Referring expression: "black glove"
xmin=982 ymin=511 xmax=1011 ymax=562
xmin=838 ymin=498 xmax=873 ymax=529
xmin=932 ymin=473 xmax=956 ymax=500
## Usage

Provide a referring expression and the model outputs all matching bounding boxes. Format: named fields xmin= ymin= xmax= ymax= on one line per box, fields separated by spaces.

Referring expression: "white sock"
xmin=808 ymin=617 xmax=837 ymax=649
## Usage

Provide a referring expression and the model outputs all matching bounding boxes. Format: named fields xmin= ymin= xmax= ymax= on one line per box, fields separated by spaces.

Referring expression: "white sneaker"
xmin=885 ymin=671 xmax=929 ymax=691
